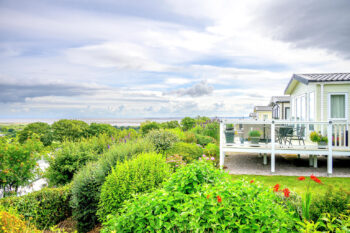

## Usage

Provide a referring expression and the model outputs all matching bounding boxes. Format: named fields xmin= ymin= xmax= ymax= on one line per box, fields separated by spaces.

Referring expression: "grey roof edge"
xmin=284 ymin=74 xmax=309 ymax=94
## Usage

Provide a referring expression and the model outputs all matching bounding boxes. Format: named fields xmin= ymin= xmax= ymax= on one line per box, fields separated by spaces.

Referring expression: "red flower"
xmin=310 ymin=174 xmax=316 ymax=180
xmin=313 ymin=178 xmax=322 ymax=183
xmin=283 ymin=188 xmax=290 ymax=197
xmin=250 ymin=180 xmax=254 ymax=183
xmin=217 ymin=195 xmax=222 ymax=203
xmin=273 ymin=184 xmax=280 ymax=192
xmin=206 ymin=195 xmax=210 ymax=199
xmin=298 ymin=176 xmax=305 ymax=181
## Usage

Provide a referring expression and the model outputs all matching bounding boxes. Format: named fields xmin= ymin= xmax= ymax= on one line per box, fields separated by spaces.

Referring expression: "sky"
xmin=0 ymin=0 xmax=350 ymax=119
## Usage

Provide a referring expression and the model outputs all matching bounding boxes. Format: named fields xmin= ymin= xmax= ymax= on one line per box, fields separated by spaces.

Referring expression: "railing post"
xmin=271 ymin=121 xmax=275 ymax=173
xmin=220 ymin=120 xmax=225 ymax=169
xmin=327 ymin=121 xmax=333 ymax=176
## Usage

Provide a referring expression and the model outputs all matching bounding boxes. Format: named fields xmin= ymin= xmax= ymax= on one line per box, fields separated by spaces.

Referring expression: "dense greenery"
xmin=102 ymin=161 xmax=299 ymax=232
xmin=52 ymin=119 xmax=90 ymax=142
xmin=18 ymin=122 xmax=53 ymax=146
xmin=140 ymin=121 xmax=160 ymax=135
xmin=70 ymin=139 xmax=155 ymax=232
xmin=146 ymin=129 xmax=179 ymax=153
xmin=97 ymin=152 xmax=171 ymax=222
xmin=0 ymin=137 xmax=43 ymax=197
xmin=166 ymin=142 xmax=203 ymax=162
xmin=0 ymin=184 xmax=71 ymax=229
xmin=181 ymin=117 xmax=196 ymax=131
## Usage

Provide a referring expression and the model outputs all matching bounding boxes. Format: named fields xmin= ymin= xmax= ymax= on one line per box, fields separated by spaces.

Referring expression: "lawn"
xmin=231 ymin=174 xmax=350 ymax=195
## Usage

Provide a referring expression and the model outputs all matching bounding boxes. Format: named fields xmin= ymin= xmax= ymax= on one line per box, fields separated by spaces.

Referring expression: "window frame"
xmin=327 ymin=92 xmax=348 ymax=120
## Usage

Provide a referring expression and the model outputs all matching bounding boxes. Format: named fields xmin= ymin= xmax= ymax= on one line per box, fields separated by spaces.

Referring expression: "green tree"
xmin=18 ymin=122 xmax=53 ymax=146
xmin=140 ymin=121 xmax=160 ymax=135
xmin=87 ymin=123 xmax=118 ymax=137
xmin=181 ymin=117 xmax=196 ymax=131
xmin=0 ymin=138 xmax=43 ymax=197
xmin=52 ymin=119 xmax=89 ymax=142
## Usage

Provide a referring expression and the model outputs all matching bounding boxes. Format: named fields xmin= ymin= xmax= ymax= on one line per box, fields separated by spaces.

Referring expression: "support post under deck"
xmin=219 ymin=121 xmax=225 ymax=169
xmin=271 ymin=121 xmax=275 ymax=173
xmin=327 ymin=121 xmax=333 ymax=176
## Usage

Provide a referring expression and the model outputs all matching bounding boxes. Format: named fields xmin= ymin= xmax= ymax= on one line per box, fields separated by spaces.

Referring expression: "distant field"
xmin=231 ymin=174 xmax=350 ymax=195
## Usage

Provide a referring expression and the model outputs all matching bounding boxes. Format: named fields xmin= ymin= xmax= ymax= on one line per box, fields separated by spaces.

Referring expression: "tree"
xmin=0 ymin=138 xmax=43 ymax=197
xmin=52 ymin=119 xmax=89 ymax=142
xmin=18 ymin=122 xmax=53 ymax=146
xmin=181 ymin=117 xmax=196 ymax=131
xmin=161 ymin=120 xmax=180 ymax=129
xmin=140 ymin=121 xmax=160 ymax=135
xmin=87 ymin=123 xmax=118 ymax=137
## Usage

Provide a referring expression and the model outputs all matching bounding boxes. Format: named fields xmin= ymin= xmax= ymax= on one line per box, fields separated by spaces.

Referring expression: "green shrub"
xmin=18 ymin=122 xmax=53 ymax=146
xmin=203 ymin=143 xmax=220 ymax=164
xmin=102 ymin=161 xmax=298 ymax=232
xmin=160 ymin=120 xmax=180 ymax=129
xmin=183 ymin=131 xmax=197 ymax=143
xmin=52 ymin=119 xmax=89 ymax=142
xmin=164 ymin=128 xmax=185 ymax=141
xmin=140 ymin=121 xmax=160 ymax=135
xmin=249 ymin=130 xmax=261 ymax=137
xmin=70 ymin=139 xmax=155 ymax=233
xmin=190 ymin=124 xmax=204 ymax=134
xmin=166 ymin=142 xmax=203 ymax=162
xmin=88 ymin=123 xmax=119 ymax=137
xmin=0 ymin=208 xmax=41 ymax=233
xmin=0 ymin=185 xmax=71 ymax=229
xmin=309 ymin=187 xmax=350 ymax=222
xmin=97 ymin=152 xmax=171 ymax=222
xmin=146 ymin=129 xmax=179 ymax=153
xmin=166 ymin=154 xmax=186 ymax=172
xmin=202 ymin=122 xmax=220 ymax=141
xmin=195 ymin=134 xmax=216 ymax=146
xmin=181 ymin=117 xmax=196 ymax=131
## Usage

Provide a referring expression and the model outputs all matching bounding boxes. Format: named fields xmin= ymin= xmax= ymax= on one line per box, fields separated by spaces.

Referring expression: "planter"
xmin=225 ymin=130 xmax=235 ymax=143
xmin=250 ymin=137 xmax=260 ymax=146
xmin=318 ymin=141 xmax=327 ymax=149
xmin=240 ymin=137 xmax=244 ymax=144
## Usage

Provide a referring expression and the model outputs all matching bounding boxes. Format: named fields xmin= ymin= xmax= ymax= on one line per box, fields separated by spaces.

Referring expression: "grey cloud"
xmin=258 ymin=0 xmax=350 ymax=58
xmin=0 ymin=82 xmax=100 ymax=103
xmin=165 ymin=80 xmax=213 ymax=97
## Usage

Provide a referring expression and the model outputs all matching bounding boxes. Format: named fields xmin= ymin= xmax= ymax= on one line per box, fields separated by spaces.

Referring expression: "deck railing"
xmin=219 ymin=119 xmax=350 ymax=175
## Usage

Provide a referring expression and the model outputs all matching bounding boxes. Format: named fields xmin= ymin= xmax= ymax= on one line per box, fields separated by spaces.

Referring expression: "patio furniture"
xmin=276 ymin=126 xmax=294 ymax=145
xmin=286 ymin=125 xmax=305 ymax=146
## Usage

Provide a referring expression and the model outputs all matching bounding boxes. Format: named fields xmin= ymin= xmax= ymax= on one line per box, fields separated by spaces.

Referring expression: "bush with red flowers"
xmin=102 ymin=161 xmax=299 ymax=232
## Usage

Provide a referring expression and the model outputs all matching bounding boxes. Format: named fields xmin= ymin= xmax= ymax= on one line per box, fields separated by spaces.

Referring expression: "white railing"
xmin=219 ymin=119 xmax=350 ymax=175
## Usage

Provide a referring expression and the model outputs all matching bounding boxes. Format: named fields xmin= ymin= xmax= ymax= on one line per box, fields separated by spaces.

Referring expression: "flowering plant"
xmin=299 ymin=174 xmax=322 ymax=221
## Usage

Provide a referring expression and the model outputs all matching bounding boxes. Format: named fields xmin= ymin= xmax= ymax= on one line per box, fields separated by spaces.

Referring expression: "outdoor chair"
xmin=286 ymin=126 xmax=305 ymax=146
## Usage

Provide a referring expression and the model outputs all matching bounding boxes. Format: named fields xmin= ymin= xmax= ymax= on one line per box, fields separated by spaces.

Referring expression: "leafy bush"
xmin=160 ymin=120 xmax=180 ymax=129
xmin=309 ymin=187 xmax=350 ymax=222
xmin=0 ymin=184 xmax=72 ymax=229
xmin=146 ymin=129 xmax=179 ymax=152
xmin=309 ymin=131 xmax=328 ymax=143
xmin=195 ymin=134 xmax=216 ymax=146
xmin=164 ymin=128 xmax=185 ymax=141
xmin=183 ymin=131 xmax=197 ymax=143
xmin=202 ymin=122 xmax=220 ymax=141
xmin=45 ymin=137 xmax=105 ymax=186
xmin=181 ymin=117 xmax=196 ymax=131
xmin=0 ymin=138 xmax=43 ymax=197
xmin=52 ymin=119 xmax=89 ymax=142
xmin=249 ymin=130 xmax=261 ymax=137
xmin=203 ymin=143 xmax=220 ymax=164
xmin=97 ymin=152 xmax=171 ymax=222
xmin=166 ymin=154 xmax=186 ymax=172
xmin=166 ymin=142 xmax=203 ymax=162
xmin=102 ymin=161 xmax=298 ymax=232
xmin=87 ymin=123 xmax=119 ymax=137
xmin=70 ymin=139 xmax=155 ymax=233
xmin=0 ymin=208 xmax=41 ymax=233
xmin=140 ymin=121 xmax=160 ymax=135
xmin=18 ymin=122 xmax=53 ymax=146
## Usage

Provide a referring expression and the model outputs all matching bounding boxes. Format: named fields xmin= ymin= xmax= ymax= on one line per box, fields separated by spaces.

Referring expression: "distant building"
xmin=269 ymin=96 xmax=290 ymax=120
xmin=250 ymin=106 xmax=273 ymax=120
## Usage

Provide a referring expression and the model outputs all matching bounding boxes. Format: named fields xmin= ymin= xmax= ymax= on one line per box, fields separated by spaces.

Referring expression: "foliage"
xmin=202 ymin=122 xmax=220 ymax=141
xmin=249 ymin=130 xmax=261 ymax=137
xmin=87 ymin=123 xmax=119 ymax=137
xmin=195 ymin=116 xmax=211 ymax=124
xmin=45 ymin=135 xmax=113 ymax=186
xmin=203 ymin=143 xmax=220 ymax=164
xmin=166 ymin=142 xmax=203 ymax=162
xmin=195 ymin=134 xmax=216 ymax=146
xmin=181 ymin=117 xmax=196 ymax=131
xmin=183 ymin=131 xmax=197 ymax=143
xmin=226 ymin=124 xmax=234 ymax=130
xmin=146 ymin=129 xmax=179 ymax=153
xmin=166 ymin=154 xmax=186 ymax=172
xmin=0 ymin=184 xmax=72 ymax=229
xmin=18 ymin=122 xmax=53 ymax=146
xmin=140 ymin=121 xmax=160 ymax=135
xmin=309 ymin=131 xmax=328 ymax=143
xmin=97 ymin=152 xmax=171 ymax=222
xmin=0 ymin=138 xmax=43 ymax=197
xmin=298 ymin=212 xmax=350 ymax=233
xmin=0 ymin=208 xmax=41 ymax=233
xmin=70 ymin=139 xmax=155 ymax=233
xmin=102 ymin=161 xmax=298 ymax=232
xmin=164 ymin=127 xmax=185 ymax=141
xmin=160 ymin=120 xmax=180 ymax=129
xmin=309 ymin=187 xmax=350 ymax=222
xmin=52 ymin=119 xmax=89 ymax=142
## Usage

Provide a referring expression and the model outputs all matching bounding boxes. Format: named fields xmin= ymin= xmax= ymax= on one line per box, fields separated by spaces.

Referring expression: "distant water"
xmin=0 ymin=117 xmax=246 ymax=126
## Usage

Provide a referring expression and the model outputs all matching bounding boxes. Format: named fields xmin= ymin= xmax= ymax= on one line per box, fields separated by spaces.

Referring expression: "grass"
xmin=231 ymin=174 xmax=350 ymax=195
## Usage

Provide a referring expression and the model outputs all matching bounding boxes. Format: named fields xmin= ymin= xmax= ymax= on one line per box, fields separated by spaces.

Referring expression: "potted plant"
xmin=310 ymin=131 xmax=328 ymax=149
xmin=248 ymin=130 xmax=261 ymax=146
xmin=225 ymin=124 xmax=235 ymax=143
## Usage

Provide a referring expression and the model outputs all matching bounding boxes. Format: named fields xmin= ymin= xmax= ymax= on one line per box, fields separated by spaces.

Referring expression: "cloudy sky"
xmin=0 ymin=0 xmax=349 ymax=119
